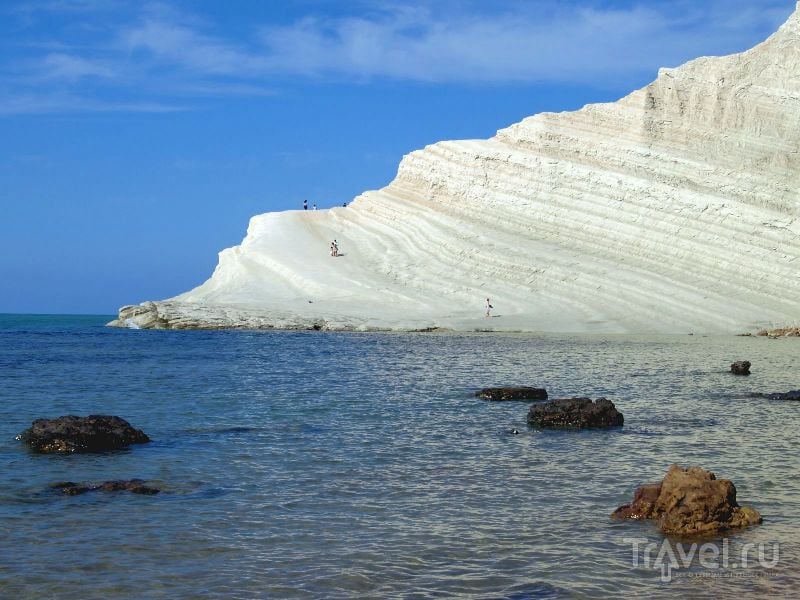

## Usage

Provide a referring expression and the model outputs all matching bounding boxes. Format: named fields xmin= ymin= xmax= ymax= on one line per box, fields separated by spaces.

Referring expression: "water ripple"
xmin=0 ymin=318 xmax=797 ymax=598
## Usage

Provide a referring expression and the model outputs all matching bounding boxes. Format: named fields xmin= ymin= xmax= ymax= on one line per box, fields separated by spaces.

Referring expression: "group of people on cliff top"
xmin=303 ymin=199 xmax=348 ymax=210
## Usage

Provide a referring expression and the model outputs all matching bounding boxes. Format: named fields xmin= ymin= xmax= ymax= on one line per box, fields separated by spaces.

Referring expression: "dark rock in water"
xmin=764 ymin=390 xmax=800 ymax=401
xmin=612 ymin=464 xmax=762 ymax=536
xmin=50 ymin=481 xmax=91 ymax=496
xmin=527 ymin=398 xmax=623 ymax=429
xmin=476 ymin=387 xmax=548 ymax=401
xmin=51 ymin=479 xmax=160 ymax=496
xmin=731 ymin=360 xmax=751 ymax=375
xmin=97 ymin=480 xmax=160 ymax=494
xmin=19 ymin=415 xmax=150 ymax=453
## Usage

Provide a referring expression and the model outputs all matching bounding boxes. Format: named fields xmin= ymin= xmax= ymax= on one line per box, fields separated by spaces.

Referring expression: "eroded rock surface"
xmin=612 ymin=464 xmax=762 ymax=536
xmin=110 ymin=7 xmax=800 ymax=334
xmin=757 ymin=327 xmax=800 ymax=337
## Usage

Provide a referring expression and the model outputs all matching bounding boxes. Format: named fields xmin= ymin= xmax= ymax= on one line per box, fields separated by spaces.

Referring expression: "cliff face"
xmin=111 ymin=6 xmax=800 ymax=332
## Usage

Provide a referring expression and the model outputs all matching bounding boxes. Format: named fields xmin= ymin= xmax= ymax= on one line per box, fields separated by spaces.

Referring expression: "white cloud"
xmin=251 ymin=1 xmax=793 ymax=83
xmin=109 ymin=1 xmax=795 ymax=86
xmin=121 ymin=19 xmax=261 ymax=75
xmin=0 ymin=0 xmax=795 ymax=114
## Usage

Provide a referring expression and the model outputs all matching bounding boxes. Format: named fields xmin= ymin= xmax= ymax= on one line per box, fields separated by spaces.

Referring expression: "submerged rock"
xmin=612 ymin=464 xmax=762 ymax=536
xmin=527 ymin=398 xmax=623 ymax=429
xmin=51 ymin=479 xmax=160 ymax=496
xmin=19 ymin=415 xmax=150 ymax=453
xmin=476 ymin=387 xmax=548 ymax=401
xmin=731 ymin=361 xmax=751 ymax=375
xmin=762 ymin=390 xmax=800 ymax=401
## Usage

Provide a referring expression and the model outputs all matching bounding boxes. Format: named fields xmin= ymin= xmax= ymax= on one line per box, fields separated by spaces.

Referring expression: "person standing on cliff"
xmin=303 ymin=199 xmax=308 ymax=210
xmin=485 ymin=298 xmax=493 ymax=317
xmin=312 ymin=203 xmax=317 ymax=210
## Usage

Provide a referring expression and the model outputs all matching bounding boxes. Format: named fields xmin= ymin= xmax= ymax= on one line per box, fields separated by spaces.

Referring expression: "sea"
xmin=0 ymin=314 xmax=798 ymax=599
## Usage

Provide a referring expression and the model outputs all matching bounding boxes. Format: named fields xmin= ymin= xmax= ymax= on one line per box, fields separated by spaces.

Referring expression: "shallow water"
xmin=0 ymin=315 xmax=798 ymax=599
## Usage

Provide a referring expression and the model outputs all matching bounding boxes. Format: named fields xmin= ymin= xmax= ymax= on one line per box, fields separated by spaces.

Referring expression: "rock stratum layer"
xmin=112 ymin=7 xmax=800 ymax=333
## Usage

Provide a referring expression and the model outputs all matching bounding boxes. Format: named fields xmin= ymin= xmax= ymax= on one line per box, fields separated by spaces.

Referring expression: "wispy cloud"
xmin=0 ymin=92 xmax=185 ymax=115
xmin=37 ymin=52 xmax=114 ymax=81
xmin=0 ymin=0 xmax=794 ymax=115
xmin=251 ymin=1 xmax=793 ymax=83
xmin=121 ymin=19 xmax=262 ymax=76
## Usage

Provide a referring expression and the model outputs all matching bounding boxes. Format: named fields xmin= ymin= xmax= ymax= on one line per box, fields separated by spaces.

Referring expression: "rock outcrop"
xmin=19 ymin=415 xmax=150 ymax=453
xmin=527 ymin=398 xmax=623 ymax=429
xmin=612 ymin=464 xmax=762 ymax=536
xmin=758 ymin=326 xmax=800 ymax=337
xmin=112 ymin=5 xmax=800 ymax=333
xmin=476 ymin=387 xmax=548 ymax=401
xmin=730 ymin=361 xmax=751 ymax=375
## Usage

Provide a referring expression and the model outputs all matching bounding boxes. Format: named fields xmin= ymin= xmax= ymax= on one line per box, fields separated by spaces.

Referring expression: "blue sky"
xmin=0 ymin=0 xmax=794 ymax=314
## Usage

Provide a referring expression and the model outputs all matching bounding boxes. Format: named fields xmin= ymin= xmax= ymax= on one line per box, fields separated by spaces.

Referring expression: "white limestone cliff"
xmin=111 ymin=6 xmax=800 ymax=332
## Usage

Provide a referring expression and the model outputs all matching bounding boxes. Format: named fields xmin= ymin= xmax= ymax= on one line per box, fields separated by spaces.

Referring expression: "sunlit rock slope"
xmin=111 ymin=6 xmax=800 ymax=332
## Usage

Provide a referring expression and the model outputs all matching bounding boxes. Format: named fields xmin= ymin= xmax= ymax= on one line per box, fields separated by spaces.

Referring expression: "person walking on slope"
xmin=485 ymin=298 xmax=493 ymax=318
xmin=333 ymin=239 xmax=339 ymax=257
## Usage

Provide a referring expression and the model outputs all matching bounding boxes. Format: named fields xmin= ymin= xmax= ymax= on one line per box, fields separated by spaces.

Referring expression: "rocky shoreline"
xmin=757 ymin=326 xmax=800 ymax=337
xmin=108 ymin=301 xmax=800 ymax=336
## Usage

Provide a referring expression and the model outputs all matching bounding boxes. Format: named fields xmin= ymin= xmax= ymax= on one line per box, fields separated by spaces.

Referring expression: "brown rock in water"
xmin=18 ymin=415 xmax=150 ymax=453
xmin=610 ymin=483 xmax=662 ymax=520
xmin=730 ymin=361 xmax=751 ymax=375
xmin=612 ymin=465 xmax=762 ymax=536
xmin=527 ymin=398 xmax=623 ymax=429
xmin=476 ymin=387 xmax=548 ymax=401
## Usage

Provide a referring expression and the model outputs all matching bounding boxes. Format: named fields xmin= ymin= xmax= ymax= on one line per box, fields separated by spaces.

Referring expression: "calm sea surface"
xmin=0 ymin=314 xmax=798 ymax=599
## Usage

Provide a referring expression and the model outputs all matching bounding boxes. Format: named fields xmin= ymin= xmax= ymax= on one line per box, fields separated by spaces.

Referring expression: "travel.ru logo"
xmin=625 ymin=537 xmax=780 ymax=582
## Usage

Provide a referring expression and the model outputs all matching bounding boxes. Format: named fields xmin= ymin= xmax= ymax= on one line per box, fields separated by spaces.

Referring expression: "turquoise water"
xmin=0 ymin=314 xmax=798 ymax=599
